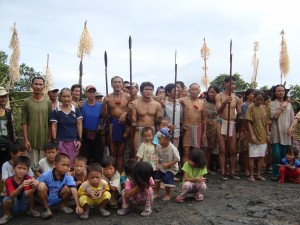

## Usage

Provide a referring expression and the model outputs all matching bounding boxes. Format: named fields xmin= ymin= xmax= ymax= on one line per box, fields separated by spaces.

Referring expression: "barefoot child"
xmin=36 ymin=153 xmax=83 ymax=219
xmin=35 ymin=142 xmax=58 ymax=176
xmin=102 ymin=156 xmax=121 ymax=208
xmin=176 ymin=149 xmax=207 ymax=203
xmin=154 ymin=128 xmax=180 ymax=201
xmin=117 ymin=161 xmax=154 ymax=216
xmin=245 ymin=90 xmax=268 ymax=182
xmin=278 ymin=148 xmax=300 ymax=184
xmin=71 ymin=156 xmax=87 ymax=188
xmin=78 ymin=163 xmax=111 ymax=219
xmin=0 ymin=156 xmax=40 ymax=225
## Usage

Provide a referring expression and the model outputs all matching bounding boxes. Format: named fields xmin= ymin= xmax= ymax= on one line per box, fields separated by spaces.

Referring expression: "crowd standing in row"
xmin=0 ymin=75 xmax=299 ymax=224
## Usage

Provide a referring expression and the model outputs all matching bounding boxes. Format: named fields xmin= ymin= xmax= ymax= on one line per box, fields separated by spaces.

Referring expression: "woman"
xmin=51 ymin=88 xmax=82 ymax=167
xmin=202 ymin=86 xmax=219 ymax=173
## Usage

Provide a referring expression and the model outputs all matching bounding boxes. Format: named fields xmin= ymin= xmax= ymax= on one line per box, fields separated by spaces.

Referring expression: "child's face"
xmin=159 ymin=119 xmax=169 ymax=129
xmin=11 ymin=149 xmax=26 ymax=159
xmin=158 ymin=136 xmax=169 ymax=147
xmin=286 ymin=152 xmax=295 ymax=162
xmin=45 ymin=149 xmax=58 ymax=162
xmin=73 ymin=160 xmax=87 ymax=174
xmin=143 ymin=130 xmax=153 ymax=143
xmin=254 ymin=94 xmax=264 ymax=106
xmin=54 ymin=158 xmax=71 ymax=174
xmin=13 ymin=163 xmax=29 ymax=179
xmin=103 ymin=165 xmax=116 ymax=179
xmin=88 ymin=170 xmax=102 ymax=187
xmin=188 ymin=160 xmax=195 ymax=167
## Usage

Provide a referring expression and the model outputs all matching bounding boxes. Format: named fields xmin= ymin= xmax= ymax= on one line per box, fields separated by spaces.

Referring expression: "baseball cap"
xmin=156 ymin=127 xmax=172 ymax=139
xmin=48 ymin=87 xmax=59 ymax=92
xmin=96 ymin=92 xmax=104 ymax=97
xmin=86 ymin=85 xmax=97 ymax=92
xmin=0 ymin=87 xmax=8 ymax=96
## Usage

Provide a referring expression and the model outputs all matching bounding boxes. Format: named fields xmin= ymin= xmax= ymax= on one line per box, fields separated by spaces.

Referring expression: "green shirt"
xmin=182 ymin=161 xmax=207 ymax=180
xmin=21 ymin=97 xmax=52 ymax=149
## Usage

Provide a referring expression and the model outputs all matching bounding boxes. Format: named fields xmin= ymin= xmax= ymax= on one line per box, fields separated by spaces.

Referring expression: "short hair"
xmin=176 ymin=81 xmax=185 ymax=89
xmin=254 ymin=90 xmax=265 ymax=98
xmin=86 ymin=163 xmax=102 ymax=175
xmin=123 ymin=81 xmax=130 ymax=85
xmin=60 ymin=87 xmax=71 ymax=96
xmin=71 ymin=84 xmax=81 ymax=92
xmin=224 ymin=76 xmax=236 ymax=83
xmin=189 ymin=149 xmax=206 ymax=169
xmin=189 ymin=83 xmax=200 ymax=89
xmin=140 ymin=82 xmax=154 ymax=92
xmin=14 ymin=156 xmax=31 ymax=169
xmin=73 ymin=155 xmax=87 ymax=164
xmin=54 ymin=153 xmax=70 ymax=163
xmin=286 ymin=147 xmax=299 ymax=158
xmin=31 ymin=76 xmax=45 ymax=85
xmin=243 ymin=88 xmax=255 ymax=101
xmin=156 ymin=86 xmax=165 ymax=95
xmin=205 ymin=86 xmax=220 ymax=103
xmin=142 ymin=127 xmax=154 ymax=136
xmin=124 ymin=159 xmax=137 ymax=177
xmin=154 ymin=116 xmax=168 ymax=126
xmin=111 ymin=76 xmax=123 ymax=84
xmin=164 ymin=83 xmax=176 ymax=97
xmin=9 ymin=141 xmax=25 ymax=154
xmin=44 ymin=142 xmax=58 ymax=152
xmin=271 ymin=84 xmax=288 ymax=101
xmin=101 ymin=156 xmax=116 ymax=168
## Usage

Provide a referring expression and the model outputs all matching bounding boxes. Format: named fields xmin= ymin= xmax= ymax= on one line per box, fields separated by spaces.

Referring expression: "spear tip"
xmin=129 ymin=35 xmax=132 ymax=50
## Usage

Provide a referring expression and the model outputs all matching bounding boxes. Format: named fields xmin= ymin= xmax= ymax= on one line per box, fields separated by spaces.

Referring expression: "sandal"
xmin=117 ymin=208 xmax=130 ymax=216
xmin=59 ymin=206 xmax=74 ymax=214
xmin=141 ymin=210 xmax=152 ymax=216
xmin=0 ymin=215 xmax=12 ymax=225
xmin=99 ymin=208 xmax=110 ymax=217
xmin=175 ymin=196 xmax=185 ymax=203
xmin=79 ymin=209 xmax=89 ymax=220
xmin=27 ymin=210 xmax=41 ymax=218
xmin=256 ymin=176 xmax=266 ymax=181
xmin=248 ymin=177 xmax=255 ymax=182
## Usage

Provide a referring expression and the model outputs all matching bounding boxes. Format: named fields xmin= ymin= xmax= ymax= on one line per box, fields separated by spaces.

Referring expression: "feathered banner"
xmin=201 ymin=38 xmax=210 ymax=90
xmin=251 ymin=41 xmax=259 ymax=88
xmin=279 ymin=30 xmax=289 ymax=84
xmin=8 ymin=22 xmax=20 ymax=89
xmin=44 ymin=54 xmax=54 ymax=94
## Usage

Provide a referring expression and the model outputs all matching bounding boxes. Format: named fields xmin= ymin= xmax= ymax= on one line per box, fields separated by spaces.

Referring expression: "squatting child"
xmin=278 ymin=148 xmax=300 ymax=184
xmin=71 ymin=156 xmax=88 ymax=188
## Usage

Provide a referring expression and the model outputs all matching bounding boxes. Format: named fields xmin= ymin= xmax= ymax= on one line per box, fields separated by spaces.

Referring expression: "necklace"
xmin=114 ymin=92 xmax=122 ymax=105
xmin=191 ymin=99 xmax=199 ymax=109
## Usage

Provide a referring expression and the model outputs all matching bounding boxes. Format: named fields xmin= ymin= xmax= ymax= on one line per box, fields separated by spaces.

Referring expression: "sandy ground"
xmin=1 ymin=173 xmax=299 ymax=225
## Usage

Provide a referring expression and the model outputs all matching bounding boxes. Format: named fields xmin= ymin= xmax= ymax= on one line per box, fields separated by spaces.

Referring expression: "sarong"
xmin=110 ymin=117 xmax=126 ymax=142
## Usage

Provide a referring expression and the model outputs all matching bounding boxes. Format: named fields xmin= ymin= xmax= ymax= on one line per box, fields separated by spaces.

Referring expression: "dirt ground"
xmin=1 ymin=172 xmax=299 ymax=225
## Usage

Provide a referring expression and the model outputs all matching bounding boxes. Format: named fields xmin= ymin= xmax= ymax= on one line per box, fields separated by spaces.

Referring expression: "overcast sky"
xmin=0 ymin=0 xmax=299 ymax=94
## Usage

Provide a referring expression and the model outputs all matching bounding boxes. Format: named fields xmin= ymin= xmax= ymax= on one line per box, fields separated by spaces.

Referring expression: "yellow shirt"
xmin=78 ymin=179 xmax=109 ymax=197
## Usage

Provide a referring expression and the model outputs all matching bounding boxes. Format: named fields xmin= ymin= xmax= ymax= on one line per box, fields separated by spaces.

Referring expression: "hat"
xmin=0 ymin=87 xmax=8 ymax=96
xmin=96 ymin=92 xmax=104 ymax=97
xmin=86 ymin=85 xmax=97 ymax=92
xmin=48 ymin=87 xmax=59 ymax=92
xmin=156 ymin=127 xmax=173 ymax=139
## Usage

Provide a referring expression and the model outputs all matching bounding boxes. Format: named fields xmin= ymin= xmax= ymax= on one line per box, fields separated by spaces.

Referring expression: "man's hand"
xmin=24 ymin=139 xmax=31 ymax=151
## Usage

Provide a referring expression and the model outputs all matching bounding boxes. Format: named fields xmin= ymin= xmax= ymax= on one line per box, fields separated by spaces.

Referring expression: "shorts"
xmin=154 ymin=170 xmax=175 ymax=187
xmin=79 ymin=191 xmax=111 ymax=207
xmin=48 ymin=189 xmax=63 ymax=206
xmin=249 ymin=143 xmax=267 ymax=158
xmin=3 ymin=195 xmax=28 ymax=214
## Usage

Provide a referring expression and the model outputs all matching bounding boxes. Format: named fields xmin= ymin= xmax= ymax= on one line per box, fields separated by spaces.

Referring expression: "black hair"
xmin=154 ymin=116 xmax=168 ymax=126
xmin=176 ymin=81 xmax=185 ymax=89
xmin=243 ymin=88 xmax=255 ymax=101
xmin=111 ymin=76 xmax=124 ymax=84
xmin=13 ymin=156 xmax=31 ymax=169
xmin=73 ymin=155 xmax=87 ymax=164
xmin=142 ymin=127 xmax=154 ymax=136
xmin=133 ymin=162 xmax=153 ymax=189
xmin=102 ymin=156 xmax=116 ymax=168
xmin=31 ymin=76 xmax=45 ymax=85
xmin=271 ymin=85 xmax=288 ymax=101
xmin=188 ymin=149 xmax=206 ymax=169
xmin=264 ymin=94 xmax=271 ymax=101
xmin=254 ymin=90 xmax=265 ymax=98
xmin=71 ymin=84 xmax=81 ymax=92
xmin=123 ymin=81 xmax=130 ymax=85
xmin=156 ymin=86 xmax=165 ymax=95
xmin=124 ymin=159 xmax=137 ymax=177
xmin=164 ymin=83 xmax=176 ymax=97
xmin=54 ymin=153 xmax=70 ymax=163
xmin=224 ymin=76 xmax=236 ymax=83
xmin=9 ymin=141 xmax=25 ymax=154
xmin=286 ymin=147 xmax=299 ymax=158
xmin=60 ymin=87 xmax=71 ymax=96
xmin=44 ymin=142 xmax=58 ymax=152
xmin=86 ymin=163 xmax=102 ymax=175
xmin=140 ymin=82 xmax=154 ymax=92
xmin=205 ymin=85 xmax=220 ymax=103
xmin=189 ymin=83 xmax=200 ymax=89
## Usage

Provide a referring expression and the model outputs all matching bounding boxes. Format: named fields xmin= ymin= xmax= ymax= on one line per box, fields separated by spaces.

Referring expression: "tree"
xmin=0 ymin=51 xmax=9 ymax=86
xmin=210 ymin=73 xmax=250 ymax=92
xmin=289 ymin=84 xmax=300 ymax=112
xmin=260 ymin=85 xmax=269 ymax=90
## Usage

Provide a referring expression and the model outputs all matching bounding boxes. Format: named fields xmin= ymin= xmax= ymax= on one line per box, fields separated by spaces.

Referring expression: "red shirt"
xmin=5 ymin=175 xmax=31 ymax=199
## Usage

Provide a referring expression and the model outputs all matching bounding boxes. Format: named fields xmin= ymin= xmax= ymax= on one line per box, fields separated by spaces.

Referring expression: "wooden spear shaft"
xmin=172 ymin=50 xmax=177 ymax=126
xmin=226 ymin=40 xmax=233 ymax=152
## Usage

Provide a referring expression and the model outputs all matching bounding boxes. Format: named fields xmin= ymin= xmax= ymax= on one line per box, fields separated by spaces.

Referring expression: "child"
xmin=136 ymin=127 xmax=157 ymax=170
xmin=0 ymin=156 xmax=40 ymax=225
xmin=2 ymin=142 xmax=34 ymax=182
xmin=117 ymin=161 xmax=154 ymax=216
xmin=153 ymin=116 xmax=169 ymax=145
xmin=36 ymin=153 xmax=83 ymax=219
xmin=71 ymin=156 xmax=88 ymax=188
xmin=278 ymin=148 xmax=300 ymax=184
xmin=35 ymin=142 xmax=58 ymax=176
xmin=245 ymin=90 xmax=268 ymax=182
xmin=78 ymin=163 xmax=111 ymax=219
xmin=102 ymin=156 xmax=121 ymax=208
xmin=120 ymin=159 xmax=137 ymax=188
xmin=176 ymin=150 xmax=207 ymax=203
xmin=154 ymin=128 xmax=180 ymax=201
xmin=288 ymin=107 xmax=300 ymax=153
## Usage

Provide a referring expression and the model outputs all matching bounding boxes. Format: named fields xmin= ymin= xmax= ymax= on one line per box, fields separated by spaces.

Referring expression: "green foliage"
xmin=260 ymin=85 xmax=269 ymax=90
xmin=0 ymin=51 xmax=9 ymax=86
xmin=249 ymin=81 xmax=258 ymax=89
xmin=210 ymin=73 xmax=250 ymax=92
xmin=289 ymin=84 xmax=300 ymax=112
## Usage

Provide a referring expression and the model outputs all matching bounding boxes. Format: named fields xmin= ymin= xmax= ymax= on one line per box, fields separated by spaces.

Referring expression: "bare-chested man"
xmin=131 ymin=82 xmax=162 ymax=155
xmin=103 ymin=76 xmax=130 ymax=173
xmin=215 ymin=76 xmax=241 ymax=181
xmin=178 ymin=83 xmax=207 ymax=164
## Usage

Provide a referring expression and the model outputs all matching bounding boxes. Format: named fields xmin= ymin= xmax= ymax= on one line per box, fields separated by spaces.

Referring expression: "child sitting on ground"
xmin=278 ymin=148 xmax=300 ymax=184
xmin=120 ymin=159 xmax=137 ymax=189
xmin=0 ymin=156 xmax=40 ymax=225
xmin=35 ymin=142 xmax=58 ymax=177
xmin=117 ymin=161 xmax=154 ymax=216
xmin=154 ymin=128 xmax=180 ymax=201
xmin=71 ymin=156 xmax=87 ymax=189
xmin=78 ymin=163 xmax=111 ymax=219
xmin=176 ymin=149 xmax=207 ymax=202
xmin=36 ymin=153 xmax=83 ymax=219
xmin=102 ymin=156 xmax=121 ymax=208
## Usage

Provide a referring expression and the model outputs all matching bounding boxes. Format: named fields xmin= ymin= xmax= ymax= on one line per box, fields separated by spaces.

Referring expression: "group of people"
xmin=0 ymin=74 xmax=299 ymax=223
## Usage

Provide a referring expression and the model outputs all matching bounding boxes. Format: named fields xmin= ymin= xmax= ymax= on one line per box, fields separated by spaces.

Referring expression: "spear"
xmin=172 ymin=50 xmax=177 ymax=127
xmin=77 ymin=20 xmax=93 ymax=100
xmin=226 ymin=40 xmax=233 ymax=153
xmin=104 ymin=51 xmax=110 ymax=155
xmin=279 ymin=29 xmax=289 ymax=84
xmin=200 ymin=38 xmax=210 ymax=91
xmin=128 ymin=35 xmax=134 ymax=158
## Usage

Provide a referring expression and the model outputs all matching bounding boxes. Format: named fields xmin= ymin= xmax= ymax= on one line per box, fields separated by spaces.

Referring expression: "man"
xmin=270 ymin=84 xmax=294 ymax=179
xmin=102 ymin=76 xmax=130 ymax=173
xmin=47 ymin=87 xmax=59 ymax=109
xmin=71 ymin=84 xmax=82 ymax=107
xmin=22 ymin=77 xmax=52 ymax=167
xmin=178 ymin=83 xmax=206 ymax=164
xmin=131 ymin=82 xmax=162 ymax=155
xmin=123 ymin=81 xmax=130 ymax=94
xmin=176 ymin=81 xmax=186 ymax=98
xmin=215 ymin=76 xmax=241 ymax=181
xmin=95 ymin=92 xmax=104 ymax=103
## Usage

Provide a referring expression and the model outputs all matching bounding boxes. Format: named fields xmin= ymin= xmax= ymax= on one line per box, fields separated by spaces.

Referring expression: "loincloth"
xmin=182 ymin=124 xmax=202 ymax=148
xmin=217 ymin=117 xmax=235 ymax=137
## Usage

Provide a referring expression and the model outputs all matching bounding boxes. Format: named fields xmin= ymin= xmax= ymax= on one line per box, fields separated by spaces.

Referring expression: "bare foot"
xmin=154 ymin=193 xmax=160 ymax=199
xmin=163 ymin=195 xmax=171 ymax=201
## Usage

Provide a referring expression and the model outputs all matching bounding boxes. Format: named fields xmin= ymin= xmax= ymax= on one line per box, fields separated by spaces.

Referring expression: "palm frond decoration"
xmin=77 ymin=20 xmax=93 ymax=60
xmin=251 ymin=41 xmax=259 ymax=88
xmin=44 ymin=54 xmax=54 ymax=95
xmin=200 ymin=38 xmax=210 ymax=90
xmin=8 ymin=22 xmax=20 ymax=89
xmin=279 ymin=30 xmax=289 ymax=84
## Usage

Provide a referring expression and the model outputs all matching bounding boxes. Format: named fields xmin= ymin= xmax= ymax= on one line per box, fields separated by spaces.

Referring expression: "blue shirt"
xmin=81 ymin=102 xmax=102 ymax=131
xmin=281 ymin=158 xmax=300 ymax=167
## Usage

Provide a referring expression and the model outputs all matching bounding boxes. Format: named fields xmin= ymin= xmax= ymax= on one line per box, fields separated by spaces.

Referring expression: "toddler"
xmin=278 ymin=148 xmax=300 ymax=184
